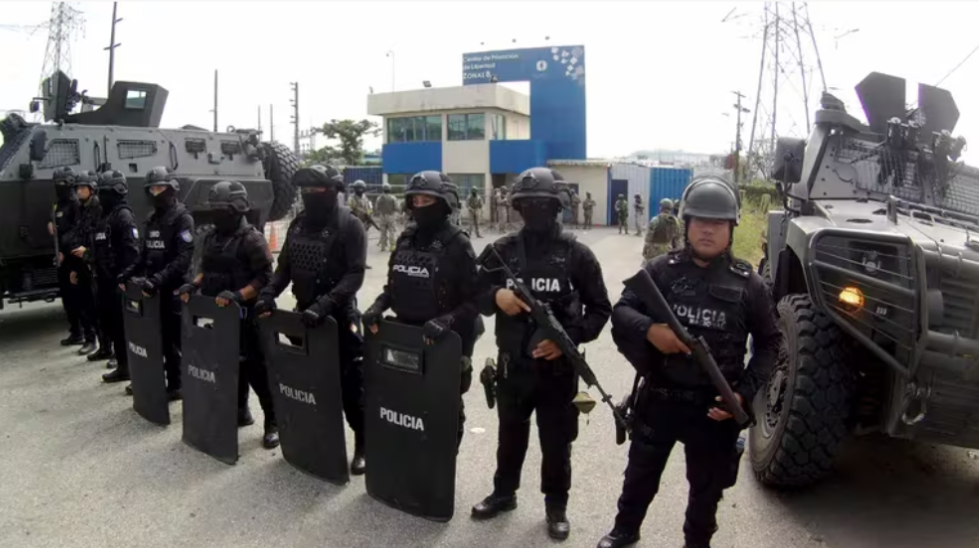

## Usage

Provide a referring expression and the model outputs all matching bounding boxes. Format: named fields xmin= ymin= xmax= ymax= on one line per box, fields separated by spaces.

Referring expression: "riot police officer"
xmin=472 ymin=167 xmax=612 ymax=541
xmin=362 ymin=171 xmax=480 ymax=447
xmin=91 ymin=171 xmax=140 ymax=377
xmin=597 ymin=176 xmax=780 ymax=548
xmin=178 ymin=181 xmax=279 ymax=449
xmin=51 ymin=167 xmax=83 ymax=346
xmin=256 ymin=164 xmax=367 ymax=474
xmin=118 ymin=166 xmax=195 ymax=400
xmin=66 ymin=170 xmax=103 ymax=356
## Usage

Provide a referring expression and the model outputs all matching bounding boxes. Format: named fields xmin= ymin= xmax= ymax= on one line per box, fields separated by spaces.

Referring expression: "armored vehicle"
xmin=0 ymin=70 xmax=298 ymax=308
xmin=752 ymin=72 xmax=978 ymax=488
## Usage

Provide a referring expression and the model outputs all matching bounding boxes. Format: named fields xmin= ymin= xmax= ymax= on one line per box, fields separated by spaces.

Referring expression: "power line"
xmin=935 ymin=41 xmax=979 ymax=87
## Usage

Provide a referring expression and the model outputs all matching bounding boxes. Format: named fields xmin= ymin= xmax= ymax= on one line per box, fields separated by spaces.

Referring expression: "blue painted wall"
xmin=648 ymin=167 xmax=693 ymax=220
xmin=381 ymin=142 xmax=441 ymax=175
xmin=489 ymin=139 xmax=548 ymax=174
xmin=463 ymin=46 xmax=586 ymax=160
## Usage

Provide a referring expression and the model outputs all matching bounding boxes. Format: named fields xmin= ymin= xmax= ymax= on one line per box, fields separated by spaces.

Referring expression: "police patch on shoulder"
xmin=179 ymin=230 xmax=193 ymax=243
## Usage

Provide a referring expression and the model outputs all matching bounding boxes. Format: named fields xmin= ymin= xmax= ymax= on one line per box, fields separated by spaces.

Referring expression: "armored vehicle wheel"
xmin=749 ymin=294 xmax=856 ymax=488
xmin=262 ymin=141 xmax=299 ymax=222
xmin=760 ymin=259 xmax=772 ymax=291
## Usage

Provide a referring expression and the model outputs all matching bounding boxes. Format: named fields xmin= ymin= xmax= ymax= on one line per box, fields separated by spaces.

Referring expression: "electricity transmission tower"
xmin=724 ymin=2 xmax=828 ymax=180
xmin=39 ymin=2 xmax=85 ymax=83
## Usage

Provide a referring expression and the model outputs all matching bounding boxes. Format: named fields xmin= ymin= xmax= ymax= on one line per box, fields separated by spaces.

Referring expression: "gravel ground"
xmin=1 ymin=226 xmax=977 ymax=548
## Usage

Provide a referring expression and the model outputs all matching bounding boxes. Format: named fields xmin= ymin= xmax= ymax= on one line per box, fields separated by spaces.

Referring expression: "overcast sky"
xmin=2 ymin=1 xmax=977 ymax=164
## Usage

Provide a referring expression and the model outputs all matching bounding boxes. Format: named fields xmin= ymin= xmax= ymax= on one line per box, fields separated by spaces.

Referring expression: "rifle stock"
xmin=621 ymin=269 xmax=752 ymax=427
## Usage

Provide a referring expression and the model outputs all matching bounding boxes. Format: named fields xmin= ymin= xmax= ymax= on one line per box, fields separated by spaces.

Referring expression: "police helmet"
xmin=678 ymin=175 xmax=740 ymax=225
xmin=98 ymin=170 xmax=128 ymax=195
xmin=618 ymin=193 xmax=625 ymax=199
xmin=405 ymin=170 xmax=458 ymax=210
xmin=207 ymin=180 xmax=250 ymax=213
xmin=382 ymin=182 xmax=391 ymax=193
xmin=659 ymin=198 xmax=673 ymax=211
xmin=511 ymin=167 xmax=565 ymax=204
xmin=73 ymin=170 xmax=99 ymax=191
xmin=293 ymin=164 xmax=344 ymax=191
xmin=144 ymin=166 xmax=179 ymax=193
xmin=53 ymin=166 xmax=76 ymax=187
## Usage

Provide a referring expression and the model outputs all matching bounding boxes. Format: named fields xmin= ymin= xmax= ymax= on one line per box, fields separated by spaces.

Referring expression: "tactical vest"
xmin=375 ymin=194 xmax=398 ymax=216
xmin=654 ymin=255 xmax=751 ymax=389
xmin=285 ymin=208 xmax=352 ymax=307
xmin=389 ymin=224 xmax=464 ymax=324
xmin=93 ymin=205 xmax=133 ymax=278
xmin=495 ymin=233 xmax=582 ymax=359
xmin=649 ymin=214 xmax=679 ymax=244
xmin=199 ymin=224 xmax=257 ymax=298
xmin=142 ymin=205 xmax=191 ymax=283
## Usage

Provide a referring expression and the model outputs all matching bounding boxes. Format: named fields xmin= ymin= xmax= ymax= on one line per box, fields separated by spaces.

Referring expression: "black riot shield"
xmin=122 ymin=283 xmax=169 ymax=426
xmin=180 ymin=295 xmax=241 ymax=465
xmin=364 ymin=319 xmax=462 ymax=522
xmin=260 ymin=311 xmax=348 ymax=484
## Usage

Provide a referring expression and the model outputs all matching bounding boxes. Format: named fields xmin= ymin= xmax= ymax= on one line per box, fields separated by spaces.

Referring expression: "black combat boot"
xmin=471 ymin=493 xmax=517 ymax=520
xmin=350 ymin=430 xmax=366 ymax=475
xmin=124 ymin=384 xmax=133 ymax=396
xmin=546 ymin=506 xmax=571 ymax=541
xmin=166 ymin=388 xmax=182 ymax=402
xmin=106 ymin=358 xmax=117 ymax=370
xmin=262 ymin=418 xmax=280 ymax=449
xmin=102 ymin=366 xmax=129 ymax=383
xmin=87 ymin=342 xmax=114 ymax=361
xmin=61 ymin=334 xmax=84 ymax=346
xmin=597 ymin=529 xmax=641 ymax=548
xmin=78 ymin=340 xmax=98 ymax=356
xmin=237 ymin=408 xmax=255 ymax=427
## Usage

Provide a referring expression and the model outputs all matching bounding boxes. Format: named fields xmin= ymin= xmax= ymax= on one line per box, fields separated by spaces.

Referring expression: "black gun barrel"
xmin=622 ymin=269 xmax=751 ymax=427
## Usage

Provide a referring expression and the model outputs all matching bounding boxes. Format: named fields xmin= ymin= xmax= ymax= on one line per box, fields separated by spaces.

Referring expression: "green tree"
xmin=314 ymin=119 xmax=381 ymax=167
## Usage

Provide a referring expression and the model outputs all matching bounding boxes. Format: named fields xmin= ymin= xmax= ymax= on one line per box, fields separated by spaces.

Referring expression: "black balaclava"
xmin=519 ymin=198 xmax=560 ymax=233
xmin=153 ymin=187 xmax=176 ymax=210
xmin=213 ymin=208 xmax=243 ymax=234
xmin=412 ymin=199 xmax=450 ymax=231
xmin=99 ymin=190 xmax=123 ymax=212
xmin=56 ymin=184 xmax=74 ymax=203
xmin=302 ymin=187 xmax=339 ymax=228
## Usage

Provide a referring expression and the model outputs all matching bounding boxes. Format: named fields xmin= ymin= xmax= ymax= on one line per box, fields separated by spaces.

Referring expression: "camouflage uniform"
xmin=374 ymin=184 xmax=399 ymax=251
xmin=633 ymin=195 xmax=645 ymax=236
xmin=466 ymin=189 xmax=483 ymax=237
xmin=570 ymin=190 xmax=581 ymax=229
xmin=496 ymin=189 xmax=511 ymax=233
xmin=615 ymin=194 xmax=629 ymax=234
xmin=642 ymin=198 xmax=681 ymax=266
xmin=582 ymin=193 xmax=595 ymax=230
xmin=489 ymin=188 xmax=499 ymax=230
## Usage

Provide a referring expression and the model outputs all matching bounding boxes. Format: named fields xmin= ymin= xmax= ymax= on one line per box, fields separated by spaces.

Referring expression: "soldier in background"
xmin=570 ymin=189 xmax=581 ymax=229
xmin=374 ymin=183 xmax=399 ymax=252
xmin=641 ymin=198 xmax=681 ymax=266
xmin=496 ymin=188 xmax=511 ymax=233
xmin=615 ymin=194 xmax=629 ymax=235
xmin=582 ymin=192 xmax=595 ymax=230
xmin=51 ymin=167 xmax=83 ymax=347
xmin=490 ymin=187 xmax=500 ymax=231
xmin=66 ymin=171 xmax=103 ymax=356
xmin=347 ymin=179 xmax=374 ymax=232
xmin=467 ymin=187 xmax=483 ymax=238
xmin=632 ymin=194 xmax=645 ymax=237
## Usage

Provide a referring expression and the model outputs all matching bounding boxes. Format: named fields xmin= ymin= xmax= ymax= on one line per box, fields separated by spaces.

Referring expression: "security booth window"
xmin=489 ymin=114 xmax=506 ymax=140
xmin=387 ymin=116 xmax=442 ymax=143
xmin=447 ymin=113 xmax=486 ymax=141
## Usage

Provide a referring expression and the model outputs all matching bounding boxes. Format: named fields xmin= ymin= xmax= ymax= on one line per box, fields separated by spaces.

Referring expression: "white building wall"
xmin=504 ymin=113 xmax=530 ymax=139
xmin=442 ymin=141 xmax=489 ymax=174
xmin=553 ymin=165 xmax=610 ymax=226
xmin=367 ymin=84 xmax=530 ymax=117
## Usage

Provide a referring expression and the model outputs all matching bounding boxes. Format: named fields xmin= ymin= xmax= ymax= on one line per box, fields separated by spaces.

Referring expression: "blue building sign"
xmin=462 ymin=46 xmax=587 ymax=161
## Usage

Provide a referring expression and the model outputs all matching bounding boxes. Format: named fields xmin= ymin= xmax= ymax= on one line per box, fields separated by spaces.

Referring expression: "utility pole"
xmin=269 ymin=104 xmax=274 ymax=142
xmin=289 ymin=82 xmax=299 ymax=155
xmin=257 ymin=105 xmax=262 ymax=134
xmin=104 ymin=2 xmax=122 ymax=95
xmin=211 ymin=69 xmax=218 ymax=132
xmin=731 ymin=91 xmax=750 ymax=184
xmin=771 ymin=2 xmax=780 ymax=156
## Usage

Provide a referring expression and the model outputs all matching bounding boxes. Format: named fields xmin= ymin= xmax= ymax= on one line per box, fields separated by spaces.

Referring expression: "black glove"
xmin=301 ymin=304 xmax=325 ymax=328
xmin=254 ymin=297 xmax=276 ymax=317
xmin=140 ymin=278 xmax=158 ymax=296
xmin=362 ymin=304 xmax=384 ymax=331
xmin=216 ymin=290 xmax=242 ymax=305
xmin=423 ymin=315 xmax=452 ymax=342
xmin=178 ymin=283 xmax=198 ymax=298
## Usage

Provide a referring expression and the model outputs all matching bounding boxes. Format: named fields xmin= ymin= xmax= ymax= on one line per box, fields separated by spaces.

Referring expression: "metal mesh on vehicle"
xmin=38 ymin=139 xmax=80 ymax=169
xmin=0 ymin=126 xmax=31 ymax=174
xmin=117 ymin=140 xmax=157 ymax=159
xmin=838 ymin=137 xmax=979 ymax=217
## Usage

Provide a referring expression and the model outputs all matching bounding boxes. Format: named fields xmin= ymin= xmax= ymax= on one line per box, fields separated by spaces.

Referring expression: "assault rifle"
xmin=621 ymin=269 xmax=752 ymax=427
xmin=352 ymin=209 xmax=380 ymax=232
xmin=487 ymin=246 xmax=630 ymax=443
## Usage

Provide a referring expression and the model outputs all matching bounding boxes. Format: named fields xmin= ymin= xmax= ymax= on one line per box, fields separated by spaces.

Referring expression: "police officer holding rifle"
xmin=597 ymin=176 xmax=780 ymax=548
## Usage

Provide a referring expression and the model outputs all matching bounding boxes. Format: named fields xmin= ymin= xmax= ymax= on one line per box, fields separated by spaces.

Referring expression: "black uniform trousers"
xmin=160 ymin=294 xmax=183 ymax=391
xmin=95 ymin=277 xmax=127 ymax=369
xmin=57 ymin=263 xmax=82 ymax=338
xmin=239 ymin=314 xmax=276 ymax=425
xmin=612 ymin=394 xmax=741 ymax=546
xmin=491 ymin=352 xmax=579 ymax=510
xmin=72 ymin=266 xmax=100 ymax=343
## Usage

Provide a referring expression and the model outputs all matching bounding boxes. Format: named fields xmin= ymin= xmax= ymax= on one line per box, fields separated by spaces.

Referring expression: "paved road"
xmin=1 ymin=227 xmax=977 ymax=548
